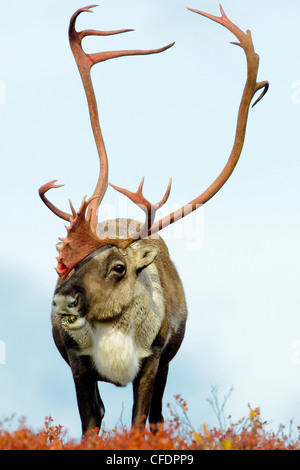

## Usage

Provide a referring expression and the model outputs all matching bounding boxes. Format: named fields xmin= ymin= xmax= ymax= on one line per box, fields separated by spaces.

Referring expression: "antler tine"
xmin=187 ymin=5 xmax=269 ymax=106
xmin=252 ymin=81 xmax=269 ymax=108
xmin=38 ymin=180 xmax=97 ymax=223
xmin=69 ymin=5 xmax=175 ymax=233
xmin=39 ymin=180 xmax=72 ymax=222
xmin=110 ymin=178 xmax=172 ymax=238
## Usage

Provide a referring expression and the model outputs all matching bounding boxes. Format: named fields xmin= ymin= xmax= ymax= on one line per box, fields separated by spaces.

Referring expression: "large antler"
xmin=39 ymin=5 xmax=175 ymax=278
xmin=39 ymin=5 xmax=174 ymax=232
xmin=40 ymin=5 xmax=268 ymax=280
xmin=111 ymin=5 xmax=269 ymax=239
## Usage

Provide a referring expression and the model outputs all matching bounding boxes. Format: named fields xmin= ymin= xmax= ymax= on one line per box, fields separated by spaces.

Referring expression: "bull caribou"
xmin=39 ymin=5 xmax=268 ymax=435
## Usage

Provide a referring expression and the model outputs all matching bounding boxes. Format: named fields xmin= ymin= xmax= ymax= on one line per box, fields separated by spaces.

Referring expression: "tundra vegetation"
xmin=1 ymin=394 xmax=300 ymax=450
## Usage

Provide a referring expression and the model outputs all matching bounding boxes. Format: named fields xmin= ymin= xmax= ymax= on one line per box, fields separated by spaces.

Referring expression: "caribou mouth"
xmin=61 ymin=315 xmax=87 ymax=331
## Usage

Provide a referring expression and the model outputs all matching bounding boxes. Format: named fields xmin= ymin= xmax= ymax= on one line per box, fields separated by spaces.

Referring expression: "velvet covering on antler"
xmin=55 ymin=195 xmax=131 ymax=278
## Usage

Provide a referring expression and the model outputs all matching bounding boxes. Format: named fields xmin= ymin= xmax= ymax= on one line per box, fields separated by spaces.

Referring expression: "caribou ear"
xmin=135 ymin=245 xmax=159 ymax=272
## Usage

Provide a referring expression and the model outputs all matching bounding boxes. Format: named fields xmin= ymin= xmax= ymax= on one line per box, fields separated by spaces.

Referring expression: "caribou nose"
xmin=52 ymin=294 xmax=80 ymax=316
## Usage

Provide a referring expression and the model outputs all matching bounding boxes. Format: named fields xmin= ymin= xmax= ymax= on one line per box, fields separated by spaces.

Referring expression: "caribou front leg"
xmin=149 ymin=363 xmax=169 ymax=432
xmin=132 ymin=354 xmax=161 ymax=429
xmin=69 ymin=355 xmax=105 ymax=435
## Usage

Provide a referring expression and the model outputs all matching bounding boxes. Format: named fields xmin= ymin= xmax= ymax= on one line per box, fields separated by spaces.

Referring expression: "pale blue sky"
xmin=1 ymin=0 xmax=300 ymax=439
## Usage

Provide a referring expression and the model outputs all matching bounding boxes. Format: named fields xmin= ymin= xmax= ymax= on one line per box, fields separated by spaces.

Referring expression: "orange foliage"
xmin=1 ymin=398 xmax=300 ymax=450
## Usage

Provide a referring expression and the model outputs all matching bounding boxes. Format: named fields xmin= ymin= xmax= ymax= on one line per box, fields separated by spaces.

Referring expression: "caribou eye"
xmin=112 ymin=264 xmax=126 ymax=275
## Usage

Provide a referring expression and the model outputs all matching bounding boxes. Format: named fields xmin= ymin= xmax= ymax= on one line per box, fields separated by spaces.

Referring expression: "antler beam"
xmin=39 ymin=5 xmax=175 ymax=278
xmin=39 ymin=5 xmax=174 ymax=233
xmin=112 ymin=5 xmax=269 ymax=239
xmin=69 ymin=5 xmax=174 ymax=232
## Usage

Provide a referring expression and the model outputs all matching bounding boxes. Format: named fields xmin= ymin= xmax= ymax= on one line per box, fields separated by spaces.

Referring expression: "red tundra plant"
xmin=1 ymin=396 xmax=300 ymax=450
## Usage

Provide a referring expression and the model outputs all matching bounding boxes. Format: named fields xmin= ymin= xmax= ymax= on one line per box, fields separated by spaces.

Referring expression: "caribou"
xmin=39 ymin=5 xmax=268 ymax=435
